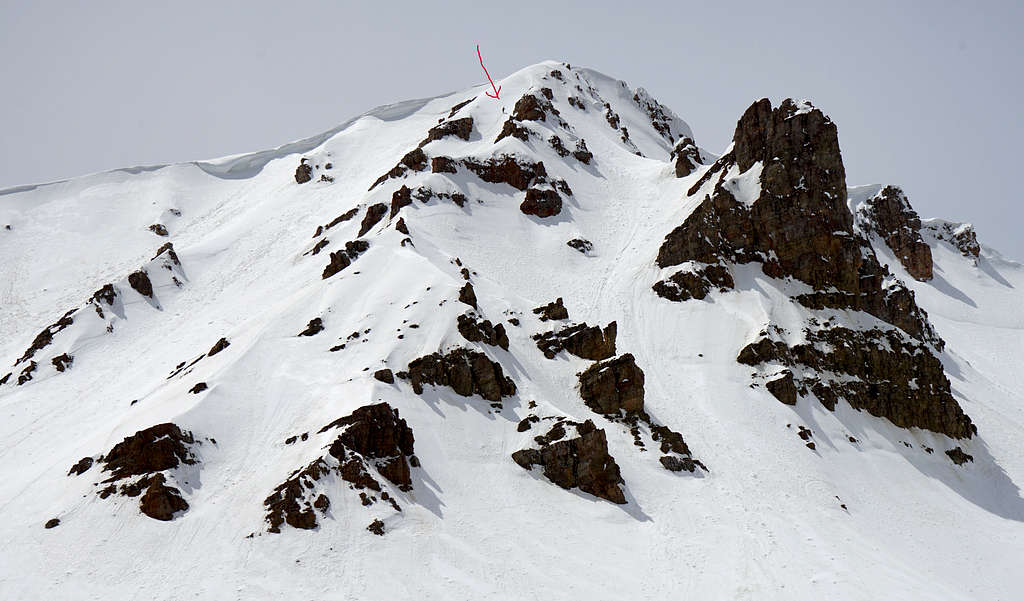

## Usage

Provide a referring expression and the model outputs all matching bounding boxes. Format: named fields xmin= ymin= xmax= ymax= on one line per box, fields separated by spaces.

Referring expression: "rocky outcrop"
xmin=128 ymin=270 xmax=153 ymax=298
xmin=295 ymin=159 xmax=313 ymax=184
xmin=946 ymin=446 xmax=974 ymax=465
xmin=390 ymin=186 xmax=413 ymax=219
xmin=567 ymin=238 xmax=592 ymax=254
xmin=298 ymin=318 xmax=324 ymax=337
xmin=13 ymin=309 xmax=76 ymax=367
xmin=265 ymin=403 xmax=416 ymax=533
xmin=764 ymin=371 xmax=797 ymax=405
xmin=924 ymin=220 xmax=981 ymax=258
xmin=405 ymin=348 xmax=516 ymax=402
xmin=653 ymin=263 xmax=734 ymax=302
xmin=373 ymin=369 xmax=394 ymax=384
xmin=369 ymin=149 xmax=429 ymax=190
xmin=87 ymin=423 xmax=199 ymax=521
xmin=737 ymin=325 xmax=975 ymax=439
xmin=670 ymin=137 xmax=702 ymax=178
xmin=322 ymin=240 xmax=369 ymax=279
xmin=534 ymin=322 xmax=616 ymax=360
xmin=461 ymin=155 xmax=546 ymax=191
xmin=419 ymin=117 xmax=474 ymax=147
xmin=207 ymin=338 xmax=230 ymax=356
xmin=512 ymin=420 xmax=626 ymax=504
xmin=654 ymin=98 xmax=971 ymax=438
xmin=532 ymin=298 xmax=568 ymax=321
xmin=857 ymin=186 xmax=933 ymax=281
xmin=457 ymin=313 xmax=510 ymax=350
xmin=358 ymin=203 xmax=389 ymax=237
xmin=458 ymin=282 xmax=477 ymax=308
xmin=51 ymin=353 xmax=73 ymax=372
xmin=148 ymin=224 xmax=169 ymax=237
xmin=520 ymin=186 xmax=562 ymax=218
xmin=313 ymin=208 xmax=359 ymax=238
xmin=578 ymin=354 xmax=644 ymax=415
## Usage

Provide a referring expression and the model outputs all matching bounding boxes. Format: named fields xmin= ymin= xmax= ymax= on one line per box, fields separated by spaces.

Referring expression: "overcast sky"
xmin=2 ymin=0 xmax=1021 ymax=259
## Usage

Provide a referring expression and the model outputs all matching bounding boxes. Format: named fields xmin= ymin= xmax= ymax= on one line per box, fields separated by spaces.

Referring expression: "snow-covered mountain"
xmin=2 ymin=61 xmax=1023 ymax=600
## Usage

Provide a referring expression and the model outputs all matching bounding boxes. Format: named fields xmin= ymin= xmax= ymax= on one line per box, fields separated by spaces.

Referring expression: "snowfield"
xmin=1 ymin=61 xmax=1022 ymax=600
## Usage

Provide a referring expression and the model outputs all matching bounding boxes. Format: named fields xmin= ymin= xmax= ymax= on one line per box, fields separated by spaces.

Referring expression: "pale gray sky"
xmin=2 ymin=0 xmax=1021 ymax=259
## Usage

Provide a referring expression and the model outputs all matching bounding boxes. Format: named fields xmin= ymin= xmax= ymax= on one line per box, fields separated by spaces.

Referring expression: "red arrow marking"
xmin=477 ymin=44 xmax=501 ymax=99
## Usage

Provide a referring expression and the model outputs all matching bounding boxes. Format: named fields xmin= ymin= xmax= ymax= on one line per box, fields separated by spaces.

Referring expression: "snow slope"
xmin=1 ymin=61 xmax=1022 ymax=600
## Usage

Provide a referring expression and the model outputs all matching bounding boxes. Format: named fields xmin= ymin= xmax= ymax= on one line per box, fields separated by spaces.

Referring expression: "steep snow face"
xmin=1 ymin=61 xmax=1023 ymax=600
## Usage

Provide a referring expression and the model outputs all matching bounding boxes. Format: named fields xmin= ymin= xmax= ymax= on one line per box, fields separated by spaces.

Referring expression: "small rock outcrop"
xmin=457 ymin=313 xmax=510 ymax=350
xmin=532 ymin=298 xmax=568 ymax=322
xmin=91 ymin=423 xmax=199 ymax=521
xmin=924 ymin=220 xmax=981 ymax=258
xmin=419 ymin=117 xmax=474 ymax=147
xmin=322 ymin=240 xmax=369 ymax=279
xmin=295 ymin=159 xmax=313 ymax=184
xmin=520 ymin=186 xmax=562 ymax=218
xmin=207 ymin=338 xmax=230 ymax=356
xmin=534 ymin=322 xmax=616 ymax=360
xmin=405 ymin=348 xmax=516 ymax=402
xmin=578 ymin=354 xmax=644 ymax=415
xmin=737 ymin=326 xmax=975 ymax=439
xmin=670 ymin=137 xmax=703 ymax=178
xmin=458 ymin=282 xmax=477 ymax=309
xmin=857 ymin=186 xmax=933 ymax=281
xmin=128 ymin=270 xmax=153 ymax=298
xmin=946 ymin=446 xmax=974 ymax=465
xmin=358 ymin=203 xmax=389 ymax=237
xmin=298 ymin=318 xmax=325 ymax=337
xmin=512 ymin=420 xmax=626 ymax=504
xmin=653 ymin=263 xmax=734 ymax=302
xmin=265 ymin=403 xmax=417 ymax=532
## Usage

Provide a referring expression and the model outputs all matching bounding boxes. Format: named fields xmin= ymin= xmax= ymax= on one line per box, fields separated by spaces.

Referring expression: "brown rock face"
xmin=670 ymin=137 xmax=703 ymax=178
xmin=207 ymin=338 xmax=230 ymax=356
xmin=373 ymin=369 xmax=395 ymax=384
xmin=358 ymin=203 xmax=389 ymax=237
xmin=86 ymin=423 xmax=199 ymax=521
xmin=51 ymin=353 xmax=73 ymax=372
xmin=266 ymin=403 xmax=416 ymax=533
xmin=295 ymin=160 xmax=313 ymax=184
xmin=15 ymin=309 xmax=76 ymax=366
xmin=737 ymin=326 xmax=975 ymax=439
xmin=533 ymin=322 xmax=616 ymax=360
xmin=578 ymin=354 xmax=645 ymax=415
xmin=765 ymin=371 xmax=797 ymax=405
xmin=461 ymin=155 xmax=546 ymax=191
xmin=457 ymin=313 xmax=510 ymax=350
xmin=68 ymin=456 xmax=94 ymax=476
xmin=139 ymin=473 xmax=190 ymax=521
xmin=857 ymin=186 xmax=933 ymax=281
xmin=420 ymin=117 xmax=474 ymax=147
xmin=390 ymin=185 xmax=413 ymax=219
xmin=102 ymin=423 xmax=197 ymax=481
xmin=298 ymin=318 xmax=325 ymax=337
xmin=653 ymin=98 xmax=972 ymax=439
xmin=946 ymin=447 xmax=974 ymax=465
xmin=128 ymin=270 xmax=153 ymax=298
xmin=658 ymin=99 xmax=854 ymax=290
xmin=512 ymin=420 xmax=626 ymax=504
xmin=652 ymin=263 xmax=734 ymax=302
xmin=532 ymin=298 xmax=569 ymax=321
xmin=406 ymin=348 xmax=516 ymax=402
xmin=322 ymin=240 xmax=369 ymax=279
xmin=520 ymin=187 xmax=562 ymax=218
xmin=925 ymin=221 xmax=981 ymax=258
xmin=458 ymin=282 xmax=478 ymax=308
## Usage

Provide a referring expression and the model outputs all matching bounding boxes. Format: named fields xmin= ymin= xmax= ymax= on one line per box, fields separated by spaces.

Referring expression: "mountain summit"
xmin=2 ymin=61 xmax=1023 ymax=600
